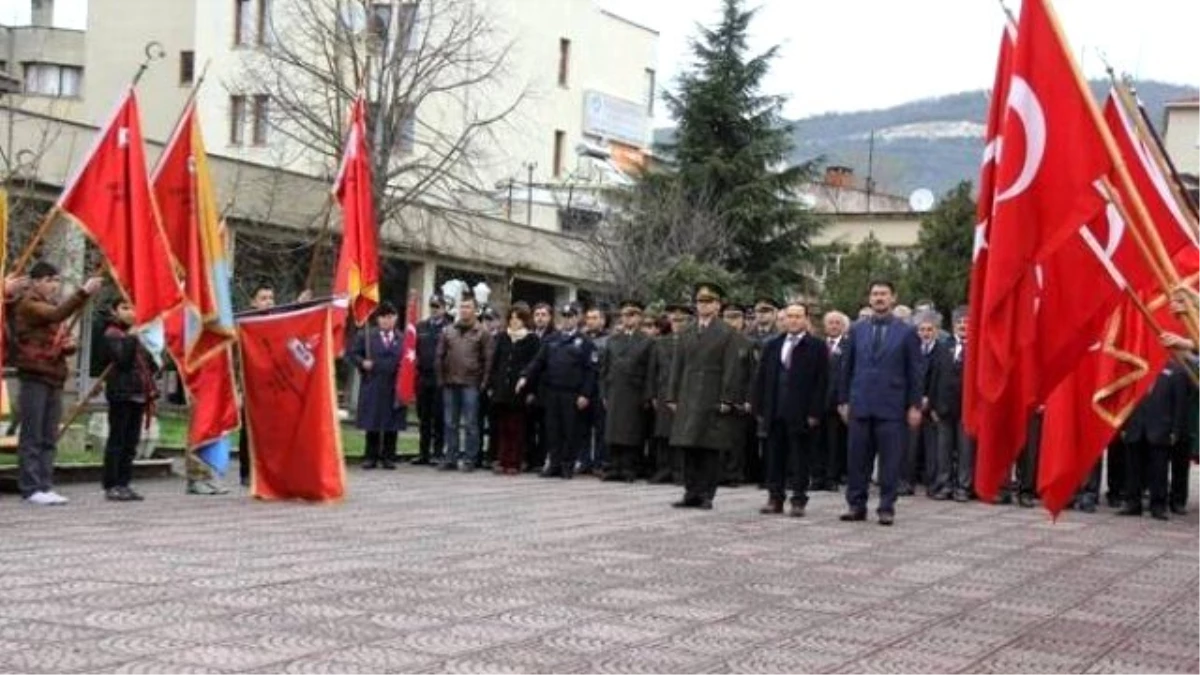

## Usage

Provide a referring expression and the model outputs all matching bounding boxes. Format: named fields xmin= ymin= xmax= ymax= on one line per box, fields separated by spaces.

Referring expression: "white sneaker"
xmin=42 ymin=491 xmax=69 ymax=505
xmin=24 ymin=491 xmax=55 ymax=505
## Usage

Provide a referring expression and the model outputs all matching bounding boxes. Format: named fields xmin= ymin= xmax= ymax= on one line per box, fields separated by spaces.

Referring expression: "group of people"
xmin=5 ymin=259 xmax=1195 ymax=521
xmin=348 ymin=275 xmax=1198 ymax=525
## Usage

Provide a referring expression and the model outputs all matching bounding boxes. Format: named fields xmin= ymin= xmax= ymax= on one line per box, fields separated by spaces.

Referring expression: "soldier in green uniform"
xmin=666 ymin=282 xmax=747 ymax=510
xmin=601 ymin=300 xmax=655 ymax=482
xmin=648 ymin=303 xmax=690 ymax=484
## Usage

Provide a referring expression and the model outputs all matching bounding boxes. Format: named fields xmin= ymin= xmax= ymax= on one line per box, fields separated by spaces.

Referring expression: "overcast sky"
xmin=4 ymin=0 xmax=1197 ymax=124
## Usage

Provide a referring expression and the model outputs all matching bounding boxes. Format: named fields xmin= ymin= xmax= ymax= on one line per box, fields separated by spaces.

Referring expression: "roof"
xmin=1164 ymin=97 xmax=1200 ymax=109
xmin=598 ymin=9 xmax=659 ymax=36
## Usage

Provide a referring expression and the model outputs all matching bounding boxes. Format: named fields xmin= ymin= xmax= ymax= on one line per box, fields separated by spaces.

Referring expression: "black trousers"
xmin=543 ymin=390 xmax=580 ymax=473
xmin=820 ymin=411 xmax=848 ymax=485
xmin=417 ymin=379 xmax=444 ymax=461
xmin=608 ymin=443 xmax=640 ymax=479
xmin=364 ymin=431 xmax=398 ymax=464
xmin=765 ymin=419 xmax=809 ymax=504
xmin=934 ymin=417 xmax=974 ymax=496
xmin=1015 ymin=412 xmax=1042 ymax=497
xmin=103 ymin=401 xmax=145 ymax=490
xmin=1123 ymin=438 xmax=1168 ymax=510
xmin=238 ymin=409 xmax=250 ymax=482
xmin=905 ymin=416 xmax=938 ymax=489
xmin=1169 ymin=441 xmax=1191 ymax=509
xmin=526 ymin=403 xmax=547 ymax=470
xmin=722 ymin=416 xmax=748 ymax=483
xmin=683 ymin=447 xmax=720 ymax=502
xmin=744 ymin=420 xmax=765 ymax=485
xmin=1106 ymin=437 xmax=1128 ymax=502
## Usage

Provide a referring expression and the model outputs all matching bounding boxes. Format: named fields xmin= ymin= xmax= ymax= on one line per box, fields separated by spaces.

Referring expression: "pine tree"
xmin=658 ymin=0 xmax=822 ymax=298
xmin=821 ymin=233 xmax=909 ymax=315
xmin=907 ymin=182 xmax=976 ymax=314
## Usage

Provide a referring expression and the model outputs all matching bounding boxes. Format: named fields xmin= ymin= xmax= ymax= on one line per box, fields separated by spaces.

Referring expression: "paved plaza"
xmin=0 ymin=467 xmax=1197 ymax=674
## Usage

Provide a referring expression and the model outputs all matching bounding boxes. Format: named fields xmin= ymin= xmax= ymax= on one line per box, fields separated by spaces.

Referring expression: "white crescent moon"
xmin=996 ymin=77 xmax=1046 ymax=203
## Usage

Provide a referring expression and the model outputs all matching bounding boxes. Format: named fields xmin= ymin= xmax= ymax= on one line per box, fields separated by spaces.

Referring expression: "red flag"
xmin=333 ymin=95 xmax=381 ymax=327
xmin=964 ymin=25 xmax=1015 ymax=436
xmin=396 ymin=291 xmax=419 ymax=406
xmin=152 ymin=100 xmax=236 ymax=369
xmin=57 ymin=88 xmax=181 ymax=327
xmin=973 ymin=0 xmax=1117 ymax=501
xmin=165 ymin=307 xmax=239 ymax=450
xmin=237 ymin=301 xmax=345 ymax=502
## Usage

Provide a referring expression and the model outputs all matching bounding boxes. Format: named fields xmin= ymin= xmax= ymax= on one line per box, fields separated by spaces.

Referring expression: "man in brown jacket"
xmin=435 ymin=295 xmax=493 ymax=471
xmin=14 ymin=261 xmax=103 ymax=505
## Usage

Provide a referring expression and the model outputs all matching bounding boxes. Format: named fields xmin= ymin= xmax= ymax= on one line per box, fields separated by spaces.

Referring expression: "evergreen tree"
xmin=907 ymin=182 xmax=976 ymax=314
xmin=821 ymin=234 xmax=909 ymax=315
xmin=658 ymin=0 xmax=822 ymax=298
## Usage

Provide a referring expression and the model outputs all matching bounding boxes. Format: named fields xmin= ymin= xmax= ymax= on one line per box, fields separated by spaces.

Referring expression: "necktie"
xmin=923 ymin=342 xmax=932 ymax=356
xmin=783 ymin=335 xmax=798 ymax=368
xmin=871 ymin=321 xmax=885 ymax=354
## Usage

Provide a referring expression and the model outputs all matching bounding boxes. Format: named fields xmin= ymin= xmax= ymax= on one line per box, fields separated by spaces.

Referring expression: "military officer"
xmin=720 ymin=302 xmax=755 ymax=486
xmin=666 ymin=282 xmax=747 ymax=510
xmin=648 ymin=303 xmax=691 ymax=484
xmin=601 ymin=300 xmax=655 ymax=482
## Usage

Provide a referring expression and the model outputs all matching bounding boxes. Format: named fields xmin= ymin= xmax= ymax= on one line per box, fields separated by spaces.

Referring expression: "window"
xmin=644 ymin=68 xmax=656 ymax=115
xmin=234 ymin=0 xmax=253 ymax=46
xmin=397 ymin=2 xmax=418 ymax=52
xmin=22 ymin=63 xmax=82 ymax=97
xmin=179 ymin=51 xmax=195 ymax=85
xmin=557 ymin=38 xmax=570 ymax=87
xmin=252 ymin=94 xmax=270 ymax=145
xmin=397 ymin=103 xmax=417 ymax=155
xmin=258 ymin=0 xmax=275 ymax=45
xmin=553 ymin=130 xmax=566 ymax=178
xmin=229 ymin=95 xmax=247 ymax=145
xmin=369 ymin=3 xmax=392 ymax=46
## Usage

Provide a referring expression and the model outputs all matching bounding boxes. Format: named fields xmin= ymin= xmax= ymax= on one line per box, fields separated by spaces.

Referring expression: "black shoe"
xmin=649 ymin=471 xmax=672 ymax=484
xmin=1105 ymin=493 xmax=1122 ymax=509
xmin=1018 ymin=494 xmax=1036 ymax=508
xmin=1078 ymin=499 xmax=1098 ymax=514
xmin=1117 ymin=504 xmax=1143 ymax=516
xmin=1150 ymin=508 xmax=1169 ymax=521
xmin=931 ymin=491 xmax=951 ymax=501
xmin=697 ymin=499 xmax=713 ymax=510
xmin=437 ymin=462 xmax=456 ymax=471
xmin=839 ymin=510 xmax=867 ymax=522
xmin=361 ymin=460 xmax=378 ymax=470
xmin=601 ymin=473 xmax=623 ymax=483
xmin=560 ymin=468 xmax=574 ymax=480
xmin=897 ymin=484 xmax=915 ymax=497
xmin=788 ymin=501 xmax=806 ymax=518
xmin=1169 ymin=504 xmax=1187 ymax=516
xmin=878 ymin=512 xmax=895 ymax=526
xmin=380 ymin=461 xmax=397 ymax=470
xmin=952 ymin=491 xmax=969 ymax=503
xmin=539 ymin=468 xmax=561 ymax=478
xmin=672 ymin=497 xmax=702 ymax=509
xmin=410 ymin=457 xmax=431 ymax=466
xmin=995 ymin=492 xmax=1013 ymax=505
xmin=123 ymin=487 xmax=145 ymax=501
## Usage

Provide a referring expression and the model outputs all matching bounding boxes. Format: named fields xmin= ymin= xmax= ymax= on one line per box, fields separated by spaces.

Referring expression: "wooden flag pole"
xmin=57 ymin=364 xmax=113 ymax=441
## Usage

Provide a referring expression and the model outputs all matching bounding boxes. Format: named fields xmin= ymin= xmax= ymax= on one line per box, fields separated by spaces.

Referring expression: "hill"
xmin=655 ymin=80 xmax=1198 ymax=199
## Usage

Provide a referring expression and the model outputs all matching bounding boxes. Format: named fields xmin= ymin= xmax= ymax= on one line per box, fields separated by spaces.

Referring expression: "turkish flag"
xmin=963 ymin=25 xmax=1015 ymax=437
xmin=973 ymin=0 xmax=1116 ymax=501
xmin=237 ymin=301 xmax=345 ymax=502
xmin=333 ymin=95 xmax=381 ymax=327
xmin=58 ymin=88 xmax=182 ymax=327
xmin=396 ymin=291 xmax=419 ymax=406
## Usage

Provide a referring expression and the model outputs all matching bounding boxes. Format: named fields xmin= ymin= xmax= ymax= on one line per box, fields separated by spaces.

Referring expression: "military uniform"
xmin=579 ymin=327 xmax=609 ymax=474
xmin=601 ymin=311 xmax=654 ymax=481
xmin=669 ymin=285 xmax=746 ymax=508
xmin=522 ymin=307 xmax=595 ymax=478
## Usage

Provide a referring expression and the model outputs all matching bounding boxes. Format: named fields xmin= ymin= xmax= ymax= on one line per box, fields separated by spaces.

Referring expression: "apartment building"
xmin=2 ymin=0 xmax=660 ymax=312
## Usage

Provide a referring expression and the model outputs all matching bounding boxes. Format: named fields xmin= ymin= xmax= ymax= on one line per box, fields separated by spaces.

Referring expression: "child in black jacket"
xmin=102 ymin=298 xmax=158 ymax=501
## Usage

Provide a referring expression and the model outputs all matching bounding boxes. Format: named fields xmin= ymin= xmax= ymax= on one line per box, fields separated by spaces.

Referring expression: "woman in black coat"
xmin=489 ymin=303 xmax=541 ymax=474
xmin=349 ymin=302 xmax=406 ymax=469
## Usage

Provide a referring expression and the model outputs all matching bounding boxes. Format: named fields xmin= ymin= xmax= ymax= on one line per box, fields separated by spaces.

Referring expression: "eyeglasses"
xmin=695 ymin=297 xmax=718 ymax=304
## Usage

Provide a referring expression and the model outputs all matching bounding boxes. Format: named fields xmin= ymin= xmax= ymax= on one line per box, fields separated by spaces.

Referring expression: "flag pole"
xmin=10 ymin=206 xmax=61 ymax=275
xmin=57 ymin=364 xmax=114 ymax=441
xmin=1039 ymin=0 xmax=1200 ymax=344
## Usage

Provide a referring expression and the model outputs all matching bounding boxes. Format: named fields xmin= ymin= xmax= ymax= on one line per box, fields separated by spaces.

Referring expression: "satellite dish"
xmin=340 ymin=4 xmax=367 ymax=32
xmin=909 ymin=188 xmax=935 ymax=212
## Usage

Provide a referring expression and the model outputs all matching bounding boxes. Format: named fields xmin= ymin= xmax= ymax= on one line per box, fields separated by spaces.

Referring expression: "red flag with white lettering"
xmin=237 ymin=301 xmax=345 ymax=502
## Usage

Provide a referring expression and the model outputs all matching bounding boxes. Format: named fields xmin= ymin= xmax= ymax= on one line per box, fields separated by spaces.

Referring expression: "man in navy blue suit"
xmin=837 ymin=280 xmax=923 ymax=526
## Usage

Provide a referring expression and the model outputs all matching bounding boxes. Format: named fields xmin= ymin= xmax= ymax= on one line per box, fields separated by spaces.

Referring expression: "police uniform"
xmin=522 ymin=304 xmax=596 ymax=478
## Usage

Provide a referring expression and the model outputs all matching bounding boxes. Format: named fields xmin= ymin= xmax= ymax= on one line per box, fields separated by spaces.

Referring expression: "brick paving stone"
xmin=0 ymin=467 xmax=1195 ymax=673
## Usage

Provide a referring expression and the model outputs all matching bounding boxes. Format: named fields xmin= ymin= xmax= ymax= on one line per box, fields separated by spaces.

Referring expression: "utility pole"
xmin=523 ymin=161 xmax=536 ymax=226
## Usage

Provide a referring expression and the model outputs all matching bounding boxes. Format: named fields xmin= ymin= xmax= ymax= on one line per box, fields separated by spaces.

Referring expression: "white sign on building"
xmin=582 ymin=90 xmax=648 ymax=147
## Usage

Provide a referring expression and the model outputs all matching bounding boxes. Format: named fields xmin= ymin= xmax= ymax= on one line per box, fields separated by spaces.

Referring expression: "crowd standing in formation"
xmin=4 ymin=265 xmax=1196 ymax=523
xmin=349 ymin=278 xmax=1198 ymax=526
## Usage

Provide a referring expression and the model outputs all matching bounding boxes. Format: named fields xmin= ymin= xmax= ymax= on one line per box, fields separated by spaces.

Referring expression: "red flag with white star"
xmin=396 ymin=290 xmax=419 ymax=406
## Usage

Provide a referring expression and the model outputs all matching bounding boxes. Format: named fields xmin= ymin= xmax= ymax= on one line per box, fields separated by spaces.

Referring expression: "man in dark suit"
xmin=929 ymin=306 xmax=973 ymax=501
xmin=1118 ymin=364 xmax=1190 ymax=520
xmin=523 ymin=302 xmax=558 ymax=472
xmin=666 ymin=282 xmax=746 ymax=510
xmin=904 ymin=310 xmax=943 ymax=495
xmin=413 ymin=294 xmax=448 ymax=465
xmin=816 ymin=310 xmax=850 ymax=491
xmin=754 ymin=302 xmax=828 ymax=517
xmin=837 ymin=280 xmax=923 ymax=526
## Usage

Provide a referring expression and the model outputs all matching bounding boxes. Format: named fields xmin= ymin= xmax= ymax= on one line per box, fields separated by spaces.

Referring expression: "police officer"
xmin=413 ymin=294 xmax=448 ymax=465
xmin=517 ymin=303 xmax=595 ymax=479
xmin=745 ymin=297 xmax=779 ymax=486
